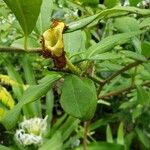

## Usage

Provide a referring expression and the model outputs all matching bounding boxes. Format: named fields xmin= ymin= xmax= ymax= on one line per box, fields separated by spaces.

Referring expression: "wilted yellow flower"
xmin=41 ymin=20 xmax=66 ymax=69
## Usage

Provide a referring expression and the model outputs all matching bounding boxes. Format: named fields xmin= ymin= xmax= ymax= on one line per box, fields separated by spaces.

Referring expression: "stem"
xmin=131 ymin=67 xmax=137 ymax=86
xmin=0 ymin=47 xmax=41 ymax=53
xmin=99 ymin=81 xmax=150 ymax=99
xmin=102 ymin=60 xmax=143 ymax=85
xmin=83 ymin=121 xmax=90 ymax=150
xmin=24 ymin=35 xmax=28 ymax=51
xmin=65 ymin=56 xmax=81 ymax=75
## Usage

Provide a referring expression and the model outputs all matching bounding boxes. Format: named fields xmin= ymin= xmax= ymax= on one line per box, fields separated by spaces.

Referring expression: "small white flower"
xmin=15 ymin=129 xmax=42 ymax=145
xmin=15 ymin=116 xmax=48 ymax=146
xmin=20 ymin=116 xmax=48 ymax=136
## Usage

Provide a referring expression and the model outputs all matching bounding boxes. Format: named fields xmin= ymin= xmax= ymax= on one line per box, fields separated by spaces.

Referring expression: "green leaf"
xmin=5 ymin=60 xmax=24 ymax=101
xmin=59 ymin=116 xmax=80 ymax=141
xmin=87 ymin=31 xmax=143 ymax=57
xmin=66 ymin=6 xmax=150 ymax=32
xmin=104 ymin=0 xmax=120 ymax=8
xmin=45 ymin=90 xmax=54 ymax=134
xmin=3 ymin=0 xmax=42 ymax=35
xmin=52 ymin=114 xmax=68 ymax=134
xmin=39 ymin=132 xmax=62 ymax=150
xmin=141 ymin=41 xmax=150 ymax=57
xmin=117 ymin=122 xmax=124 ymax=145
xmin=137 ymin=86 xmax=150 ymax=105
xmin=113 ymin=17 xmax=140 ymax=32
xmin=88 ymin=52 xmax=122 ymax=61
xmin=21 ymin=55 xmax=41 ymax=117
xmin=0 ymin=145 xmax=16 ymax=150
xmin=121 ymin=50 xmax=147 ymax=62
xmin=0 ymin=73 xmax=61 ymax=130
xmin=140 ymin=17 xmax=150 ymax=28
xmin=64 ymin=30 xmax=83 ymax=52
xmin=60 ymin=75 xmax=97 ymax=121
xmin=129 ymin=0 xmax=142 ymax=6
xmin=80 ymin=0 xmax=99 ymax=6
xmin=113 ymin=17 xmax=141 ymax=52
xmin=111 ymin=6 xmax=150 ymax=16
xmin=119 ymin=99 xmax=136 ymax=109
xmin=125 ymin=131 xmax=136 ymax=150
xmin=90 ymin=117 xmax=114 ymax=131
xmin=76 ymin=142 xmax=124 ymax=150
xmin=36 ymin=0 xmax=53 ymax=35
xmin=11 ymin=37 xmax=39 ymax=49
xmin=106 ymin=124 xmax=114 ymax=143
xmin=132 ymin=105 xmax=143 ymax=120
xmin=135 ymin=128 xmax=150 ymax=148
xmin=66 ymin=13 xmax=100 ymax=32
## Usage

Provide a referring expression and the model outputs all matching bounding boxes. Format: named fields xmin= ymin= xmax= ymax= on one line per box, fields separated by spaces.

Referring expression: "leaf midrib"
xmin=16 ymin=0 xmax=28 ymax=34
xmin=70 ymin=79 xmax=82 ymax=118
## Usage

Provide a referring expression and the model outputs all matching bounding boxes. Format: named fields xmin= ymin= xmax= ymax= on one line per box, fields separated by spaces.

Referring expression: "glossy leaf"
xmin=60 ymin=75 xmax=97 ymax=121
xmin=3 ymin=0 xmax=42 ymax=35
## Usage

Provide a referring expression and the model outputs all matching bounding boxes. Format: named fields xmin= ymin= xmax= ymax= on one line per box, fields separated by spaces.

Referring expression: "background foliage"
xmin=0 ymin=0 xmax=150 ymax=150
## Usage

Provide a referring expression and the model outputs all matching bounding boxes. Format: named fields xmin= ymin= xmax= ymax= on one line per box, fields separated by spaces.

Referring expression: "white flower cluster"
xmin=123 ymin=0 xmax=150 ymax=7
xmin=15 ymin=116 xmax=48 ymax=146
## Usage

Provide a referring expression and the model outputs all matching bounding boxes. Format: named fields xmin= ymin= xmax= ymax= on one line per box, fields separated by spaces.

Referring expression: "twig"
xmin=87 ymin=75 xmax=104 ymax=86
xmin=131 ymin=67 xmax=137 ymax=86
xmin=1 ymin=47 xmax=150 ymax=89
xmin=102 ymin=61 xmax=142 ymax=85
xmin=88 ymin=60 xmax=146 ymax=97
xmin=0 ymin=47 xmax=42 ymax=53
xmin=83 ymin=121 xmax=90 ymax=150
xmin=87 ymin=58 xmax=149 ymax=87
xmin=99 ymin=81 xmax=150 ymax=99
